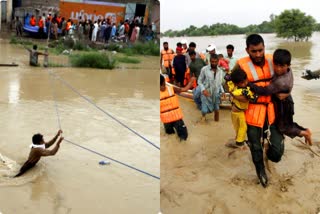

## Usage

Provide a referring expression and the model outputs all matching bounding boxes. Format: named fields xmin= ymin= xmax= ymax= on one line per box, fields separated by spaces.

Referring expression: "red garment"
xmin=176 ymin=47 xmax=183 ymax=52
xmin=124 ymin=23 xmax=129 ymax=33
xmin=218 ymin=59 xmax=229 ymax=70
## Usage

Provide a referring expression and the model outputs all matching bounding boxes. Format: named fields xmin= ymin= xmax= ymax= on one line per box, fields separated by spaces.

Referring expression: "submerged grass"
xmin=10 ymin=36 xmax=33 ymax=46
xmin=47 ymin=62 xmax=66 ymax=67
xmin=69 ymin=52 xmax=116 ymax=69
xmin=115 ymin=56 xmax=141 ymax=64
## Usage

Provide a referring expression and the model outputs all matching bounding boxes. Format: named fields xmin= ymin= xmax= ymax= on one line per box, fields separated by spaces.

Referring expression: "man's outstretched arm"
xmin=45 ymin=130 xmax=63 ymax=148
xmin=42 ymin=137 xmax=64 ymax=156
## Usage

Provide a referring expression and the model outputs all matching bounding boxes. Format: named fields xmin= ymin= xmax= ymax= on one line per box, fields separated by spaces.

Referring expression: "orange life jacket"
xmin=30 ymin=17 xmax=36 ymax=26
xmin=56 ymin=17 xmax=61 ymax=24
xmin=160 ymin=85 xmax=183 ymax=123
xmin=238 ymin=54 xmax=275 ymax=127
xmin=161 ymin=74 xmax=170 ymax=83
xmin=66 ymin=21 xmax=72 ymax=31
xmin=38 ymin=19 xmax=44 ymax=28
xmin=184 ymin=68 xmax=190 ymax=86
xmin=161 ymin=49 xmax=174 ymax=68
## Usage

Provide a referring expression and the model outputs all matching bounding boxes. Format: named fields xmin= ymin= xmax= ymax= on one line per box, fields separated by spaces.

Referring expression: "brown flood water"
xmin=0 ymin=38 xmax=159 ymax=214
xmin=161 ymin=34 xmax=320 ymax=213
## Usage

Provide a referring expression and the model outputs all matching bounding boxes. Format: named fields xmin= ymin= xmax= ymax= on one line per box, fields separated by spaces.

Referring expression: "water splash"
xmin=0 ymin=153 xmax=45 ymax=186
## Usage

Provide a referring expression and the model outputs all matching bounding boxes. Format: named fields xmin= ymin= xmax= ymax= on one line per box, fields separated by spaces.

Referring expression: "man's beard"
xmin=164 ymin=47 xmax=168 ymax=51
xmin=211 ymin=65 xmax=217 ymax=70
xmin=250 ymin=55 xmax=265 ymax=66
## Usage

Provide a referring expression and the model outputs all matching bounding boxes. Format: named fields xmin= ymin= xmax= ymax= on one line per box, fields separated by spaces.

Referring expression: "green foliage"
xmin=69 ymin=52 xmax=116 ymax=69
xmin=115 ymin=56 xmax=141 ymax=64
xmin=107 ymin=43 xmax=121 ymax=52
xmin=9 ymin=36 xmax=18 ymax=44
xmin=51 ymin=43 xmax=65 ymax=54
xmin=73 ymin=41 xmax=89 ymax=51
xmin=47 ymin=62 xmax=66 ymax=67
xmin=9 ymin=36 xmax=33 ymax=45
xmin=273 ymin=9 xmax=316 ymax=41
xmin=63 ymin=37 xmax=75 ymax=49
xmin=161 ymin=10 xmax=318 ymax=38
xmin=120 ymin=41 xmax=159 ymax=56
xmin=315 ymin=23 xmax=320 ymax=31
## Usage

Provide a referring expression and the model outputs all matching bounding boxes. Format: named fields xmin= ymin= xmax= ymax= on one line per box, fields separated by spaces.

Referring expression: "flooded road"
xmin=0 ymin=39 xmax=159 ymax=214
xmin=161 ymin=33 xmax=320 ymax=213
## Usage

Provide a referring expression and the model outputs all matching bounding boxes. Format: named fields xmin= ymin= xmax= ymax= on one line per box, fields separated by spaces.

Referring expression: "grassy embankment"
xmin=10 ymin=36 xmax=159 ymax=69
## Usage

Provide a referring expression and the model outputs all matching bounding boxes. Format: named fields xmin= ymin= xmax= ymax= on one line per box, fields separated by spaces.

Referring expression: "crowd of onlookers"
xmin=15 ymin=13 xmax=158 ymax=43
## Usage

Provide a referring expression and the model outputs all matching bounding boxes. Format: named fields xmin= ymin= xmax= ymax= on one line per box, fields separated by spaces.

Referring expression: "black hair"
xmin=231 ymin=68 xmax=247 ymax=84
xmin=246 ymin=34 xmax=264 ymax=48
xmin=189 ymin=50 xmax=196 ymax=56
xmin=160 ymin=74 xmax=165 ymax=86
xmin=189 ymin=42 xmax=196 ymax=48
xmin=210 ymin=53 xmax=218 ymax=60
xmin=33 ymin=44 xmax=37 ymax=50
xmin=176 ymin=42 xmax=182 ymax=47
xmin=273 ymin=49 xmax=291 ymax=65
xmin=163 ymin=41 xmax=168 ymax=45
xmin=32 ymin=133 xmax=43 ymax=145
xmin=226 ymin=44 xmax=234 ymax=50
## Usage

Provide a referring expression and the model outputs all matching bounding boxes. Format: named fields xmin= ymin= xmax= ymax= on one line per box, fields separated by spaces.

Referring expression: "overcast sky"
xmin=160 ymin=0 xmax=320 ymax=32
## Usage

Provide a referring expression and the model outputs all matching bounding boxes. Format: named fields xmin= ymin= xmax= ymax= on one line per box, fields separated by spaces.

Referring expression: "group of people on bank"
xmin=160 ymin=33 xmax=312 ymax=188
xmin=16 ymin=13 xmax=157 ymax=44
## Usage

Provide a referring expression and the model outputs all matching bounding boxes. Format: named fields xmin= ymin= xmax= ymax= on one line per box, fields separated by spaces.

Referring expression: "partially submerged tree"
xmin=274 ymin=9 xmax=316 ymax=41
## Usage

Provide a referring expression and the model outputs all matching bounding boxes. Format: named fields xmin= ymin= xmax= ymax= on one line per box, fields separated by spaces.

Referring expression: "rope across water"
xmin=46 ymin=69 xmax=159 ymax=180
xmin=50 ymin=71 xmax=160 ymax=150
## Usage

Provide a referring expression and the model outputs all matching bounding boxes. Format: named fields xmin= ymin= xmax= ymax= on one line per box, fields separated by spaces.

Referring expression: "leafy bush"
xmin=120 ymin=41 xmax=160 ymax=56
xmin=69 ymin=52 xmax=116 ymax=69
xmin=73 ymin=41 xmax=89 ymax=51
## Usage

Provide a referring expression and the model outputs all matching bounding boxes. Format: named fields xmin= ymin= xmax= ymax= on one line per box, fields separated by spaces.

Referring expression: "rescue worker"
xmin=38 ymin=16 xmax=44 ymax=38
xmin=160 ymin=42 xmax=175 ymax=79
xmin=232 ymin=34 xmax=284 ymax=188
xmin=30 ymin=15 xmax=36 ymax=26
xmin=160 ymin=74 xmax=193 ymax=141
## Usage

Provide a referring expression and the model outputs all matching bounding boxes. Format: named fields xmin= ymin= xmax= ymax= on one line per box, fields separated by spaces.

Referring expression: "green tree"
xmin=274 ymin=9 xmax=316 ymax=41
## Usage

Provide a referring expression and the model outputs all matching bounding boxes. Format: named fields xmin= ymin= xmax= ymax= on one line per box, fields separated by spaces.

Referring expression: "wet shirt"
xmin=198 ymin=65 xmax=224 ymax=102
xmin=29 ymin=49 xmax=38 ymax=66
xmin=185 ymin=51 xmax=201 ymax=66
xmin=173 ymin=55 xmax=187 ymax=73
xmin=248 ymin=69 xmax=293 ymax=95
xmin=189 ymin=58 xmax=206 ymax=79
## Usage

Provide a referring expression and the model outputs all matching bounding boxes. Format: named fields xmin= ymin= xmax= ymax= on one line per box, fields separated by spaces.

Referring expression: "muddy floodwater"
xmin=0 ymin=38 xmax=159 ymax=214
xmin=161 ymin=33 xmax=320 ymax=213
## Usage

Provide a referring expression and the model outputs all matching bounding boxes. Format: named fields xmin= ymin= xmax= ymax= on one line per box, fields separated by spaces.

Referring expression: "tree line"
xmin=161 ymin=9 xmax=320 ymax=41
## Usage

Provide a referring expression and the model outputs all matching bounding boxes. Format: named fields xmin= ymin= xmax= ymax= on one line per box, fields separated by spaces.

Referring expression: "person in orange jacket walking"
xmin=160 ymin=74 xmax=194 ymax=141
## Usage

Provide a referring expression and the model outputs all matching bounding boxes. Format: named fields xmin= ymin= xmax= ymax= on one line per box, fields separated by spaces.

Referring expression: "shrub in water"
xmin=69 ymin=52 xmax=116 ymax=69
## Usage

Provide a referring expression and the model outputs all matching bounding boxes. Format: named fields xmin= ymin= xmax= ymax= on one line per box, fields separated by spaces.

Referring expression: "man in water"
xmin=15 ymin=130 xmax=64 ymax=177
xmin=26 ymin=44 xmax=48 ymax=66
